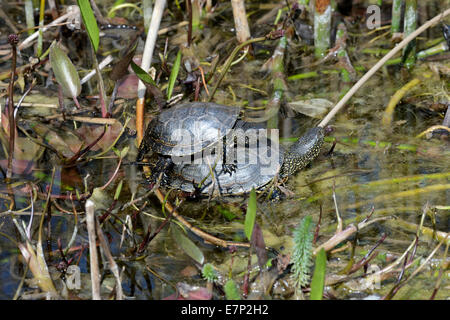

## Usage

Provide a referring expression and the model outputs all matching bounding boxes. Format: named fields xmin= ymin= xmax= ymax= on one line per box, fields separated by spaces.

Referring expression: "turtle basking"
xmin=137 ymin=102 xmax=324 ymax=196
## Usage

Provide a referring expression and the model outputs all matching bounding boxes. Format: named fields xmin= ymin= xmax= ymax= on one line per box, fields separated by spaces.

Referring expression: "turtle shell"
xmin=138 ymin=102 xmax=240 ymax=159
xmin=167 ymin=137 xmax=284 ymax=195
xmin=137 ymin=102 xmax=324 ymax=196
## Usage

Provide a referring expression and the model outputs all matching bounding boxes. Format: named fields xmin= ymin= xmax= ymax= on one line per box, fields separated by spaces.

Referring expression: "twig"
xmin=384 ymin=239 xmax=444 ymax=299
xmin=18 ymin=5 xmax=80 ymax=51
xmin=50 ymin=115 xmax=119 ymax=125
xmin=186 ymin=0 xmax=192 ymax=46
xmin=98 ymin=157 xmax=122 ymax=190
xmin=154 ymin=188 xmax=250 ymax=248
xmin=6 ymin=34 xmax=19 ymax=179
xmin=158 ymin=21 xmax=188 ymax=35
xmin=95 ymin=217 xmax=124 ymax=300
xmin=65 ymin=126 xmax=107 ymax=164
xmin=313 ymin=216 xmax=392 ymax=255
xmin=318 ymin=8 xmax=450 ymax=128
xmin=86 ymin=199 xmax=101 ymax=300
xmin=80 ymin=55 xmax=113 ymax=85
xmin=349 ymin=233 xmax=387 ymax=274
xmin=332 ymin=181 xmax=343 ymax=233
xmin=313 ymin=205 xmax=322 ymax=244
xmin=89 ymin=0 xmax=109 ymax=25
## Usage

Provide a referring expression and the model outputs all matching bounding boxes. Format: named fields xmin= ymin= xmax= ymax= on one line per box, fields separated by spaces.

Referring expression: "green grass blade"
xmin=114 ymin=180 xmax=123 ymax=200
xmin=167 ymin=50 xmax=182 ymax=100
xmin=131 ymin=61 xmax=157 ymax=86
xmin=310 ymin=248 xmax=327 ymax=300
xmin=108 ymin=0 xmax=126 ymax=18
xmin=244 ymin=188 xmax=257 ymax=240
xmin=171 ymin=226 xmax=204 ymax=264
xmin=77 ymin=0 xmax=99 ymax=52
xmin=37 ymin=0 xmax=45 ymax=56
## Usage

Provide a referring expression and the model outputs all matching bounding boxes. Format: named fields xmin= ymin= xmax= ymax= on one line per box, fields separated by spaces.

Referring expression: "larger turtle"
xmin=137 ymin=102 xmax=324 ymax=195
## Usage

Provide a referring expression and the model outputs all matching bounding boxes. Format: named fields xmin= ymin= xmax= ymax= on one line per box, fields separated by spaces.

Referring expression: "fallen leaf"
xmin=29 ymin=122 xmax=82 ymax=157
xmin=287 ymin=98 xmax=333 ymax=119
xmin=0 ymin=159 xmax=35 ymax=175
xmin=76 ymin=121 xmax=123 ymax=151
xmin=116 ymin=74 xmax=139 ymax=99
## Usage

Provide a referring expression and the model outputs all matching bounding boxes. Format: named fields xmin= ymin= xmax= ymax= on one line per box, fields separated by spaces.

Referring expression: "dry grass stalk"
xmin=231 ymin=0 xmax=251 ymax=43
xmin=86 ymin=199 xmax=101 ymax=300
xmin=95 ymin=219 xmax=124 ymax=300
xmin=17 ymin=242 xmax=58 ymax=297
xmin=136 ymin=0 xmax=166 ymax=144
xmin=313 ymin=217 xmax=392 ymax=255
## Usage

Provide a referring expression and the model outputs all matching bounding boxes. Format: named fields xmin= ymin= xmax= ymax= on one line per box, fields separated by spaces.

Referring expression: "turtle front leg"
xmin=151 ymin=156 xmax=174 ymax=185
xmin=221 ymin=137 xmax=237 ymax=176
xmin=136 ymin=140 xmax=150 ymax=162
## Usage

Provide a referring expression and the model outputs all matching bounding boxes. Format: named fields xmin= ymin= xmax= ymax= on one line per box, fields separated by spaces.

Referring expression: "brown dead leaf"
xmin=76 ymin=121 xmax=123 ymax=152
xmin=29 ymin=122 xmax=82 ymax=157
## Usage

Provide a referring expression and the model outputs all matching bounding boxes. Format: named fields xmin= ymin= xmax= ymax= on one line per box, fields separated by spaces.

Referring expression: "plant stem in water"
xmin=403 ymin=0 xmax=417 ymax=68
xmin=391 ymin=0 xmax=403 ymax=35
xmin=314 ymin=0 xmax=331 ymax=58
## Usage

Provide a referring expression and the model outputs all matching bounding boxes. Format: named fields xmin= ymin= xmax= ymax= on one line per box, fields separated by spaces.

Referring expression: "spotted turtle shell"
xmin=167 ymin=138 xmax=284 ymax=195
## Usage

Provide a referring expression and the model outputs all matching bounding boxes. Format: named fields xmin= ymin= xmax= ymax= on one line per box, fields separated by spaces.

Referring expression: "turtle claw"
xmin=187 ymin=179 xmax=202 ymax=200
xmin=222 ymin=163 xmax=237 ymax=176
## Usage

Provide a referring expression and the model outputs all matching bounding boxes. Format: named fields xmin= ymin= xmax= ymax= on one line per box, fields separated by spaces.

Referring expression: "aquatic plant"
xmin=224 ymin=279 xmax=241 ymax=300
xmin=291 ymin=216 xmax=315 ymax=291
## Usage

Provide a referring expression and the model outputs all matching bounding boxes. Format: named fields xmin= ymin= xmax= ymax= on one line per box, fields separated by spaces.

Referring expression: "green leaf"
xmin=130 ymin=61 xmax=157 ymax=86
xmin=49 ymin=42 xmax=81 ymax=99
xmin=114 ymin=180 xmax=123 ymax=200
xmin=171 ymin=226 xmax=204 ymax=264
xmin=120 ymin=146 xmax=129 ymax=159
xmin=111 ymin=146 xmax=121 ymax=157
xmin=77 ymin=0 xmax=99 ymax=52
xmin=310 ymin=248 xmax=327 ymax=300
xmin=244 ymin=188 xmax=257 ymax=241
xmin=167 ymin=50 xmax=182 ymax=100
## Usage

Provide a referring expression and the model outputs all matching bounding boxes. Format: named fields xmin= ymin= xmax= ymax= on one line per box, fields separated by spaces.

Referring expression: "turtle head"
xmin=280 ymin=127 xmax=324 ymax=177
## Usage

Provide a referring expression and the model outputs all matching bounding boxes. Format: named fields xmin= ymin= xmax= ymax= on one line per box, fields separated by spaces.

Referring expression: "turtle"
xmin=136 ymin=102 xmax=324 ymax=196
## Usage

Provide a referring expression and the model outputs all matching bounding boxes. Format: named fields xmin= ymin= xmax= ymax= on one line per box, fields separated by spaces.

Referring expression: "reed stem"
xmin=314 ymin=0 xmax=332 ymax=58
xmin=403 ymin=0 xmax=417 ymax=68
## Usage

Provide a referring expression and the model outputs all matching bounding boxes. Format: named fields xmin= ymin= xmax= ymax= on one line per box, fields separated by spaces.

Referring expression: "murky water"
xmin=0 ymin=0 xmax=448 ymax=299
